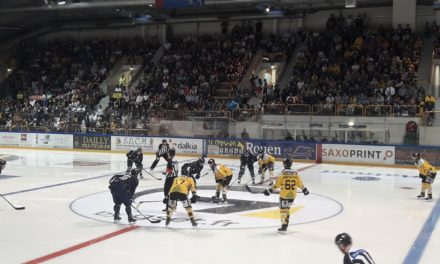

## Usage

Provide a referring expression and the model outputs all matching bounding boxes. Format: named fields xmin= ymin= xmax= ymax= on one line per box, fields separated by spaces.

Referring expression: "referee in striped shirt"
xmin=150 ymin=139 xmax=170 ymax=171
xmin=335 ymin=233 xmax=375 ymax=264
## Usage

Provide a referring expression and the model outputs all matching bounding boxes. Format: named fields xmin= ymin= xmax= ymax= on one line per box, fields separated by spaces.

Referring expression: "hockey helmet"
xmin=136 ymin=147 xmax=142 ymax=153
xmin=258 ymin=149 xmax=264 ymax=155
xmin=283 ymin=158 xmax=293 ymax=169
xmin=198 ymin=157 xmax=205 ymax=165
xmin=130 ymin=168 xmax=138 ymax=176
xmin=412 ymin=152 xmax=421 ymax=159
xmin=243 ymin=150 xmax=249 ymax=156
xmin=162 ymin=139 xmax=168 ymax=144
xmin=207 ymin=158 xmax=215 ymax=166
xmin=0 ymin=159 xmax=5 ymax=169
xmin=335 ymin=233 xmax=352 ymax=246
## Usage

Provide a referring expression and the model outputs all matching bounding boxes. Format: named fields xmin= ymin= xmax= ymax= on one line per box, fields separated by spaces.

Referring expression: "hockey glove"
xmin=190 ymin=196 xmax=198 ymax=204
xmin=163 ymin=197 xmax=169 ymax=204
xmin=303 ymin=187 xmax=310 ymax=196
xmin=263 ymin=189 xmax=271 ymax=196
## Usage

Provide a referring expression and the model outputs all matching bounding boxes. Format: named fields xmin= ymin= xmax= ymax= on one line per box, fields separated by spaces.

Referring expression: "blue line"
xmin=3 ymin=172 xmax=118 ymax=196
xmin=403 ymin=198 xmax=440 ymax=264
xmin=2 ymin=158 xmax=196 ymax=197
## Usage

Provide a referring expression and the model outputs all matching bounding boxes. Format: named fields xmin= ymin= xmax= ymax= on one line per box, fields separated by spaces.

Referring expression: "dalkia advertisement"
xmin=321 ymin=144 xmax=395 ymax=165
xmin=111 ymin=136 xmax=202 ymax=155
xmin=73 ymin=135 xmax=111 ymax=150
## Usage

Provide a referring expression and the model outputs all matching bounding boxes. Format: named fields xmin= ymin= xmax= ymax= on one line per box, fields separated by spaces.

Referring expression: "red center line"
xmin=23 ymin=225 xmax=140 ymax=264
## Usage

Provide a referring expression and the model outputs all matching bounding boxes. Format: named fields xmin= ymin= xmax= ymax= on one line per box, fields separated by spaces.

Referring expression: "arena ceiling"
xmin=0 ymin=0 xmax=432 ymax=43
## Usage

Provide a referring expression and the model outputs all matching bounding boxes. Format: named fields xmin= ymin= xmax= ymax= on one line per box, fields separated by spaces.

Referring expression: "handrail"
xmin=261 ymin=103 xmax=422 ymax=118
xmin=365 ymin=105 xmax=392 ymax=117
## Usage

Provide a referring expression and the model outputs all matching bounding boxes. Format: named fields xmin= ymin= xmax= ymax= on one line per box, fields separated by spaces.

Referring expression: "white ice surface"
xmin=0 ymin=148 xmax=438 ymax=264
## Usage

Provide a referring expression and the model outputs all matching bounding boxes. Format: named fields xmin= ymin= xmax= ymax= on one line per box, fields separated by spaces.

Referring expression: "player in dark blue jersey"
xmin=0 ymin=159 xmax=6 ymax=174
xmin=109 ymin=169 xmax=139 ymax=223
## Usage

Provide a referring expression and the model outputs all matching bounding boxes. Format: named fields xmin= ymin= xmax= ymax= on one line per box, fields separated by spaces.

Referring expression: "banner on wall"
xmin=321 ymin=144 xmax=395 ymax=165
xmin=34 ymin=133 xmax=73 ymax=149
xmin=73 ymin=135 xmax=111 ymax=150
xmin=0 ymin=132 xmax=33 ymax=147
xmin=206 ymin=139 xmax=316 ymax=160
xmin=111 ymin=136 xmax=203 ymax=155
xmin=395 ymin=146 xmax=440 ymax=167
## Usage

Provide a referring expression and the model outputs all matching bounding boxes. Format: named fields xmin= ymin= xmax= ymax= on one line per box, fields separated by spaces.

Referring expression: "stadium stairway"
xmin=246 ymin=42 xmax=305 ymax=107
xmin=97 ymin=95 xmax=110 ymax=110
xmin=237 ymin=48 xmax=264 ymax=92
xmin=127 ymin=46 xmax=164 ymax=92
xmin=418 ymin=37 xmax=434 ymax=94
xmin=277 ymin=41 xmax=306 ymax=88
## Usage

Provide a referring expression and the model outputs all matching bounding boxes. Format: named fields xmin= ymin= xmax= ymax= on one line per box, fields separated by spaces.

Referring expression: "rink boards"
xmin=1 ymin=131 xmax=439 ymax=168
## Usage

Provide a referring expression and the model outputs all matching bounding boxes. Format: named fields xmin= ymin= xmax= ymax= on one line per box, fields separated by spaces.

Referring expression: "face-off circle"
xmin=70 ymin=186 xmax=343 ymax=230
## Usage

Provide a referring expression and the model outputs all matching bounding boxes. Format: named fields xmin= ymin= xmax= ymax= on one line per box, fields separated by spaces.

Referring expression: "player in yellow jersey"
xmin=413 ymin=153 xmax=436 ymax=200
xmin=257 ymin=149 xmax=276 ymax=184
xmin=208 ymin=159 xmax=233 ymax=203
xmin=264 ymin=158 xmax=309 ymax=233
xmin=166 ymin=175 xmax=200 ymax=227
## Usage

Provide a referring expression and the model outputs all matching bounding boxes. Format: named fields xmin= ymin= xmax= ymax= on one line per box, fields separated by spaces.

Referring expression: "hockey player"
xmin=264 ymin=158 xmax=309 ymax=233
xmin=150 ymin=139 xmax=170 ymax=171
xmin=162 ymin=148 xmax=178 ymax=212
xmin=335 ymin=233 xmax=375 ymax=264
xmin=257 ymin=149 xmax=276 ymax=184
xmin=208 ymin=159 xmax=233 ymax=203
xmin=181 ymin=157 xmax=205 ymax=185
xmin=166 ymin=174 xmax=200 ymax=228
xmin=109 ymin=169 xmax=139 ymax=223
xmin=413 ymin=152 xmax=437 ymax=200
xmin=238 ymin=150 xmax=257 ymax=184
xmin=0 ymin=159 xmax=6 ymax=174
xmin=126 ymin=148 xmax=143 ymax=179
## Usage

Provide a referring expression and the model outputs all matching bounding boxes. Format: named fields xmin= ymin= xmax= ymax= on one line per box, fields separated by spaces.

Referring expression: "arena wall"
xmin=1 ymin=131 xmax=438 ymax=168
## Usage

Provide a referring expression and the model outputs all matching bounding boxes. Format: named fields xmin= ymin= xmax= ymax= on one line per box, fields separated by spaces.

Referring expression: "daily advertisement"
xmin=0 ymin=132 xmax=33 ymax=147
xmin=111 ymin=136 xmax=203 ymax=155
xmin=395 ymin=146 xmax=440 ymax=167
xmin=73 ymin=134 xmax=111 ymax=150
xmin=206 ymin=139 xmax=316 ymax=160
xmin=321 ymin=144 xmax=395 ymax=165
xmin=34 ymin=133 xmax=73 ymax=149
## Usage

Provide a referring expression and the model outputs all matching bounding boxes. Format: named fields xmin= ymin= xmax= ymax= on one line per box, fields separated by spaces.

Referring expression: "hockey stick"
xmin=199 ymin=172 xmax=209 ymax=178
xmin=134 ymin=200 xmax=163 ymax=210
xmin=244 ymin=184 xmax=302 ymax=194
xmin=244 ymin=184 xmax=268 ymax=194
xmin=137 ymin=200 xmax=163 ymax=204
xmin=228 ymin=177 xmax=239 ymax=188
xmin=0 ymin=194 xmax=25 ymax=210
xmin=131 ymin=205 xmax=161 ymax=224
xmin=142 ymin=168 xmax=162 ymax=180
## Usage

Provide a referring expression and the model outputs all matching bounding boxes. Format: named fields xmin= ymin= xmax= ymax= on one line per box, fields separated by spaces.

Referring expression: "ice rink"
xmin=0 ymin=148 xmax=439 ymax=264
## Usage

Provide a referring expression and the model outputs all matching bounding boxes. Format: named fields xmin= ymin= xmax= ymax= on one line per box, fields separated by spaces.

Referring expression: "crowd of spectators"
xmin=106 ymin=23 xmax=258 ymax=130
xmin=262 ymin=14 xmax=427 ymax=118
xmin=0 ymin=37 xmax=159 ymax=132
xmin=0 ymin=15 xmax=436 ymax=135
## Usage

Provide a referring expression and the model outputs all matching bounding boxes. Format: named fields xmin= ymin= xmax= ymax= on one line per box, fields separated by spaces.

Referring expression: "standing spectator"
xmin=241 ymin=128 xmax=250 ymax=139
